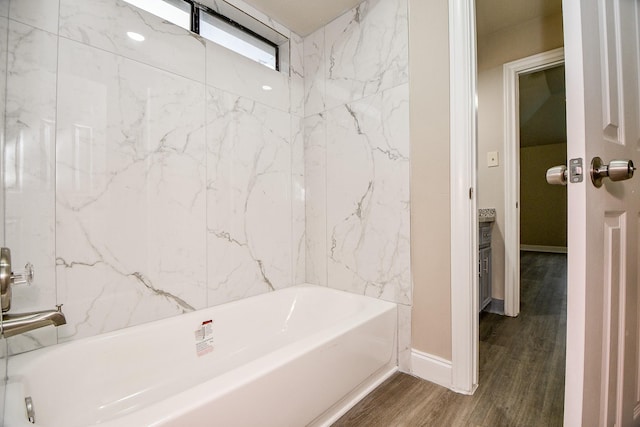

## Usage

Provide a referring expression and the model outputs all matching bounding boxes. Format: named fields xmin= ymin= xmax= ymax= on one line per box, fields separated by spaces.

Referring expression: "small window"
xmin=199 ymin=11 xmax=277 ymax=70
xmin=124 ymin=0 xmax=191 ymax=30
xmin=123 ymin=0 xmax=286 ymax=72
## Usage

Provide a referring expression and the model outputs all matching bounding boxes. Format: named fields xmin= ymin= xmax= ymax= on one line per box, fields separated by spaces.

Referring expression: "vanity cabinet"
xmin=478 ymin=220 xmax=493 ymax=312
xmin=479 ymin=245 xmax=492 ymax=311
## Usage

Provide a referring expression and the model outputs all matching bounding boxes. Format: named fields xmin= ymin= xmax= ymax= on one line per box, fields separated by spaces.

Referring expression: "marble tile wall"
xmin=291 ymin=114 xmax=306 ymax=283
xmin=5 ymin=12 xmax=58 ymax=353
xmin=3 ymin=0 xmax=412 ymax=365
xmin=9 ymin=0 xmax=59 ymax=34
xmin=205 ymin=86 xmax=292 ymax=304
xmin=0 ymin=339 xmax=5 ymax=422
xmin=303 ymin=114 xmax=327 ymax=285
xmin=59 ymin=0 xmax=206 ymax=82
xmin=325 ymin=85 xmax=410 ymax=304
xmin=0 ymin=6 xmax=8 ymax=421
xmin=302 ymin=0 xmax=411 ymax=304
xmin=302 ymin=0 xmax=412 ymax=368
xmin=55 ymin=37 xmax=208 ymax=341
xmin=3 ymin=0 xmax=305 ymax=352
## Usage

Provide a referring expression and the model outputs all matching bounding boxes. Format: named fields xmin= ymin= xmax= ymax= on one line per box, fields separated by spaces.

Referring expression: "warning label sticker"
xmin=194 ymin=319 xmax=214 ymax=357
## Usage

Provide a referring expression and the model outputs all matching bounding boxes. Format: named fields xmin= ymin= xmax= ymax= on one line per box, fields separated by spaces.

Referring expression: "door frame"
xmin=449 ymin=0 xmax=478 ymax=394
xmin=451 ymin=0 xmax=635 ymax=423
xmin=503 ymin=48 xmax=565 ymax=317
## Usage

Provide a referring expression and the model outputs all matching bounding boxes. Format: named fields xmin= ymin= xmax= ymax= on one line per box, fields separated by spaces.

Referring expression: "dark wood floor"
xmin=333 ymin=251 xmax=567 ymax=427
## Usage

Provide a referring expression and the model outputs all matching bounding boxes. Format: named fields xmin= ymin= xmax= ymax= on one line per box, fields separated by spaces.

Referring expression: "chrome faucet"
xmin=0 ymin=247 xmax=67 ymax=338
xmin=1 ymin=305 xmax=66 ymax=338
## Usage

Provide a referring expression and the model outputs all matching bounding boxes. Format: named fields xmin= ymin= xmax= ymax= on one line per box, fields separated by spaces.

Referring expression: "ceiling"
xmin=245 ymin=0 xmax=563 ymax=39
xmin=476 ymin=0 xmax=562 ymax=37
xmin=245 ymin=0 xmax=364 ymax=36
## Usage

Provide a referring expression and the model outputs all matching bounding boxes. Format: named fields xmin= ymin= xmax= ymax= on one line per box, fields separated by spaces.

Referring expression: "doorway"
xmin=502 ymin=50 xmax=566 ymax=317
xmin=519 ymin=65 xmax=567 ymax=249
xmin=475 ymin=2 xmax=565 ymax=311
xmin=475 ymin=0 xmax=567 ymax=419
xmin=453 ymin=0 xmax=640 ymax=422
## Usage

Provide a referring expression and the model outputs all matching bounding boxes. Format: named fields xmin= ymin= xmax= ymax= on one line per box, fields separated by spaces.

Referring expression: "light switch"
xmin=487 ymin=151 xmax=499 ymax=167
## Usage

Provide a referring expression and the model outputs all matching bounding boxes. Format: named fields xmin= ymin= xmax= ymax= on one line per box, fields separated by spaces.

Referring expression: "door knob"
xmin=546 ymin=165 xmax=568 ymax=185
xmin=590 ymin=157 xmax=636 ymax=188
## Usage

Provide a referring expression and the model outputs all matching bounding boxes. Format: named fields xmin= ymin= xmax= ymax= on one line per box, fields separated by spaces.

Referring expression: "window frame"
xmin=189 ymin=2 xmax=280 ymax=71
xmin=127 ymin=0 xmax=283 ymax=71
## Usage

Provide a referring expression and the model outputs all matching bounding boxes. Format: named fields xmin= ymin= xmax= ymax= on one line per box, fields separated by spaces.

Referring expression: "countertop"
xmin=479 ymin=208 xmax=496 ymax=223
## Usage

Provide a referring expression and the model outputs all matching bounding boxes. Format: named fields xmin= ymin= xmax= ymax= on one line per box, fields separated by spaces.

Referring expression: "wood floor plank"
xmin=332 ymin=252 xmax=566 ymax=427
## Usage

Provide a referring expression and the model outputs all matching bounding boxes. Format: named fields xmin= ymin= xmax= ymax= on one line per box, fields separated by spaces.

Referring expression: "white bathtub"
xmin=4 ymin=284 xmax=397 ymax=427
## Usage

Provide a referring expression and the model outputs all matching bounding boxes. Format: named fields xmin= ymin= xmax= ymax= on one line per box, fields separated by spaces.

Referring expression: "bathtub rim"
xmin=4 ymin=284 xmax=399 ymax=427
xmin=6 ymin=283 xmax=396 ymax=366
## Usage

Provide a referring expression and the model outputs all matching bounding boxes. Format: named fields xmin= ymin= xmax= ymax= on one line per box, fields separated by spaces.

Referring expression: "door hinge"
xmin=469 ymin=187 xmax=473 ymax=199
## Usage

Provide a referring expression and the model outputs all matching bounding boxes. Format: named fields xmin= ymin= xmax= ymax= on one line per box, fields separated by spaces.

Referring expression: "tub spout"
xmin=1 ymin=305 xmax=66 ymax=338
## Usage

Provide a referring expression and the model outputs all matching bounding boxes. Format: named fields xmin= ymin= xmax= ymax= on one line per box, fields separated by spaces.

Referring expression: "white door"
xmin=563 ymin=0 xmax=640 ymax=425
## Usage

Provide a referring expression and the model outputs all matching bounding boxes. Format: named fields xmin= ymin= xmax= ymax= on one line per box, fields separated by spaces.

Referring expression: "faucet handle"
xmin=12 ymin=262 xmax=34 ymax=286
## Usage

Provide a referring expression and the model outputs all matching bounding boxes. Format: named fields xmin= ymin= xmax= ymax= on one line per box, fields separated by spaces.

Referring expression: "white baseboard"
xmin=520 ymin=244 xmax=567 ymax=254
xmin=410 ymin=349 xmax=453 ymax=390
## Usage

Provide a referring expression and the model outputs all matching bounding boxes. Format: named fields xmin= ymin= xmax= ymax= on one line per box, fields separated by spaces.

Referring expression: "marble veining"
xmin=0 ymin=16 xmax=6 ymax=205
xmin=3 ymin=0 xmax=307 ymax=349
xmin=0 ymin=24 xmax=5 ymax=368
xmin=397 ymin=303 xmax=412 ymax=371
xmin=289 ymin=33 xmax=305 ymax=117
xmin=206 ymin=86 xmax=292 ymax=306
xmin=59 ymin=0 xmax=206 ymax=83
xmin=303 ymin=28 xmax=326 ymax=116
xmin=304 ymin=114 xmax=327 ymax=286
xmin=56 ymin=38 xmax=207 ymax=340
xmin=0 ymin=338 xmax=5 ymax=421
xmin=302 ymin=0 xmax=409 ymax=115
xmin=323 ymin=0 xmax=408 ymax=109
xmin=326 ymin=84 xmax=410 ymax=304
xmin=4 ymin=20 xmax=58 ymax=354
xmin=206 ymin=41 xmax=290 ymax=113
xmin=292 ymin=115 xmax=306 ymax=284
xmin=9 ymin=0 xmax=60 ymax=35
xmin=1 ymin=17 xmax=8 ymax=361
xmin=3 ymin=0 xmax=413 ymax=357
xmin=302 ymin=0 xmax=411 ymax=306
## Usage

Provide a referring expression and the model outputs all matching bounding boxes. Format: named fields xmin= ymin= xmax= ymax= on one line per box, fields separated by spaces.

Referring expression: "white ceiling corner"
xmin=243 ymin=0 xmax=365 ymax=36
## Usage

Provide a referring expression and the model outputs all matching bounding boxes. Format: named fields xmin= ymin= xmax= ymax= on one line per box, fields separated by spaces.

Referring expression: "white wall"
xmin=3 ymin=0 xmax=305 ymax=354
xmin=477 ymin=67 xmax=507 ymax=299
xmin=520 ymin=142 xmax=567 ymax=248
xmin=409 ymin=0 xmax=452 ymax=361
xmin=477 ymin=12 xmax=564 ymax=300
